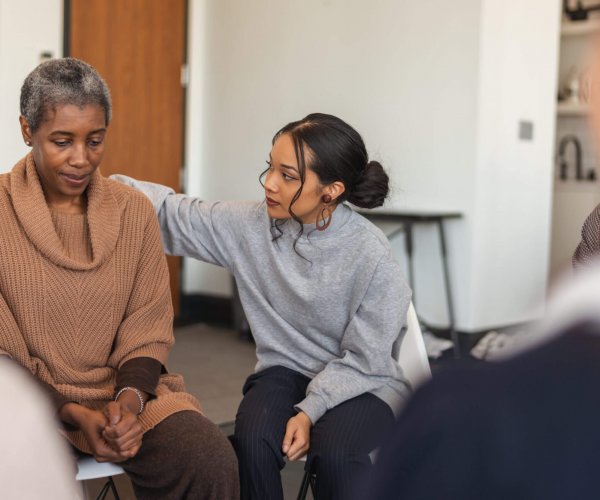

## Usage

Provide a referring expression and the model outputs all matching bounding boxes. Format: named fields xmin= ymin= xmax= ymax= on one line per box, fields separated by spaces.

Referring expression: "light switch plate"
xmin=519 ymin=121 xmax=534 ymax=141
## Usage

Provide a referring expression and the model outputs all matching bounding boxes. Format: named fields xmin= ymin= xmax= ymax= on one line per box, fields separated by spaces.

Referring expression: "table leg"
xmin=404 ymin=221 xmax=415 ymax=298
xmin=437 ymin=220 xmax=460 ymax=358
xmin=386 ymin=223 xmax=415 ymax=300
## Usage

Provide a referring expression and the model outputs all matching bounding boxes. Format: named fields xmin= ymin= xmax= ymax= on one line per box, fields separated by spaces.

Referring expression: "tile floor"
xmin=170 ymin=322 xmax=257 ymax=424
xmin=83 ymin=322 xmax=311 ymax=499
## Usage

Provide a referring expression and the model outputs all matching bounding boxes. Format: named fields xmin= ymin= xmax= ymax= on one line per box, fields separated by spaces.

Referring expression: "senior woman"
xmin=0 ymin=58 xmax=239 ymax=499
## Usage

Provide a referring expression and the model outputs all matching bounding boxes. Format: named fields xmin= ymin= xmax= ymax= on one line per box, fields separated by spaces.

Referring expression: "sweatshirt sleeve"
xmin=574 ymin=204 xmax=600 ymax=271
xmin=294 ymin=257 xmax=412 ymax=424
xmin=111 ymin=175 xmax=247 ymax=270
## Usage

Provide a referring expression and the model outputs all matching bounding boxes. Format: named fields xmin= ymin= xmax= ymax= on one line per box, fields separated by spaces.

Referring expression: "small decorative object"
xmin=579 ymin=67 xmax=593 ymax=103
xmin=563 ymin=67 xmax=581 ymax=102
xmin=564 ymin=0 xmax=600 ymax=21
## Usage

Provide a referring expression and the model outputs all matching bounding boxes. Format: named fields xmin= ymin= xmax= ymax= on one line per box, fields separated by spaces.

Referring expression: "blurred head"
xmin=18 ymin=58 xmax=111 ymax=210
xmin=262 ymin=113 xmax=390 ymax=228
xmin=587 ymin=36 xmax=600 ymax=147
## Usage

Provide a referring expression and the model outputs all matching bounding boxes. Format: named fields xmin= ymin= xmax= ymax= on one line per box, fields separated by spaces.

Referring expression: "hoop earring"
xmin=316 ymin=206 xmax=332 ymax=231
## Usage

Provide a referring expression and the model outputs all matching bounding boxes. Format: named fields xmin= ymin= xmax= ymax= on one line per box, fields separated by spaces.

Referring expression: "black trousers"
xmin=232 ymin=366 xmax=395 ymax=500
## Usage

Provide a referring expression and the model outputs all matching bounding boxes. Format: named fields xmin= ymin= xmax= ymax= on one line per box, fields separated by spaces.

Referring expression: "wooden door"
xmin=66 ymin=0 xmax=187 ymax=315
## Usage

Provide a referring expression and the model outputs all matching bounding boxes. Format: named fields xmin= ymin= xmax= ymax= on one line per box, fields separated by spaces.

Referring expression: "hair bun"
xmin=347 ymin=160 xmax=389 ymax=209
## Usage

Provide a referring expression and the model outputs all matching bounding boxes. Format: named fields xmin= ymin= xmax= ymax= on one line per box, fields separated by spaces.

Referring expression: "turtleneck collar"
xmin=274 ymin=202 xmax=353 ymax=241
xmin=10 ymin=153 xmax=120 ymax=271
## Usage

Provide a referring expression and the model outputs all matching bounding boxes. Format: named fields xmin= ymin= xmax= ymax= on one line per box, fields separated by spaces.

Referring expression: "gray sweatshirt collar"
xmin=275 ymin=203 xmax=353 ymax=240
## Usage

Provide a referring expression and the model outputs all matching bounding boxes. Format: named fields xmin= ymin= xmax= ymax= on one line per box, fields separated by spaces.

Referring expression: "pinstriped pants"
xmin=232 ymin=366 xmax=395 ymax=500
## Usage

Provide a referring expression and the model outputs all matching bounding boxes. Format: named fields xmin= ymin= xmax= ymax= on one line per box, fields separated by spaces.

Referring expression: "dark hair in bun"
xmin=272 ymin=113 xmax=390 ymax=210
xmin=347 ymin=160 xmax=389 ymax=209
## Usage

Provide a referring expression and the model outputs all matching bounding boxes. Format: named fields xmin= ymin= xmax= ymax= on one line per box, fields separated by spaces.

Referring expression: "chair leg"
xmin=108 ymin=477 xmax=120 ymax=500
xmin=95 ymin=476 xmax=120 ymax=500
xmin=297 ymin=470 xmax=311 ymax=500
xmin=95 ymin=481 xmax=110 ymax=500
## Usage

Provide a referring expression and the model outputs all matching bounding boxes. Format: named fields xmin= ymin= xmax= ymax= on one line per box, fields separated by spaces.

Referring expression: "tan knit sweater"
xmin=0 ymin=154 xmax=201 ymax=453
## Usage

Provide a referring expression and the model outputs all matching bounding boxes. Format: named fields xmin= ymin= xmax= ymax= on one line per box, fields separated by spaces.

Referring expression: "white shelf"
xmin=561 ymin=20 xmax=600 ymax=37
xmin=557 ymin=101 xmax=589 ymax=116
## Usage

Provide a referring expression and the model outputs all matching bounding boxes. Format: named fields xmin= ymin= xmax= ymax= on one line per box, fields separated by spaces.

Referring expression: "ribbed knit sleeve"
xmin=37 ymin=380 xmax=73 ymax=410
xmin=0 ymin=291 xmax=33 ymax=370
xmin=574 ymin=204 xmax=600 ymax=271
xmin=0 ymin=298 xmax=72 ymax=410
xmin=108 ymin=196 xmax=174 ymax=368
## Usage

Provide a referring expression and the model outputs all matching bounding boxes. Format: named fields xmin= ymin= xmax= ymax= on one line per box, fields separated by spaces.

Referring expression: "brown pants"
xmin=119 ymin=410 xmax=239 ymax=500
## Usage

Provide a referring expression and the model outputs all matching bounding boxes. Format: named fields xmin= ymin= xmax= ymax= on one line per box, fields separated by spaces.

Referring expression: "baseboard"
xmin=177 ymin=293 xmax=234 ymax=328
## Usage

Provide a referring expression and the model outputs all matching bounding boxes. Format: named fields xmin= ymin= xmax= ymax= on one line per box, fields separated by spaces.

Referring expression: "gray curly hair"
xmin=20 ymin=57 xmax=112 ymax=133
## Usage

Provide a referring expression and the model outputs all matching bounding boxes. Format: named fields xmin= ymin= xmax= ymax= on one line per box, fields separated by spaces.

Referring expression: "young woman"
xmin=115 ymin=113 xmax=412 ymax=500
xmin=0 ymin=58 xmax=238 ymax=500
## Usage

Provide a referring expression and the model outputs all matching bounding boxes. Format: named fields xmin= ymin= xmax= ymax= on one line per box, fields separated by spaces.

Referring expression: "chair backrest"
xmin=398 ymin=302 xmax=432 ymax=389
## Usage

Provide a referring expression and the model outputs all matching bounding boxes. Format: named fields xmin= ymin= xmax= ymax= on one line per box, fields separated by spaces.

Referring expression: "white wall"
xmin=184 ymin=0 xmax=483 ymax=316
xmin=185 ymin=0 xmax=561 ymax=331
xmin=0 ymin=0 xmax=63 ymax=173
xmin=468 ymin=0 xmax=561 ymax=328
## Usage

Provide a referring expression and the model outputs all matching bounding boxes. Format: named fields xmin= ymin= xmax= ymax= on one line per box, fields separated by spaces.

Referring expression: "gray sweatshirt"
xmin=113 ymin=176 xmax=412 ymax=423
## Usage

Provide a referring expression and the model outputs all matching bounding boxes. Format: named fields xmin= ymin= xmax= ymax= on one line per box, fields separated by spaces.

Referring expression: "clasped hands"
xmin=282 ymin=411 xmax=313 ymax=461
xmin=60 ymin=393 xmax=143 ymax=463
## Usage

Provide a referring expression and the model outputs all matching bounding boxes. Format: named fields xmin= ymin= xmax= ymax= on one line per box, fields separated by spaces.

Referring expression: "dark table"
xmin=359 ymin=209 xmax=463 ymax=357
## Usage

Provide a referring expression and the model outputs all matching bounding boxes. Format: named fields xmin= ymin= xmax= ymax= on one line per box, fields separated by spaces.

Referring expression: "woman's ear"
xmin=324 ymin=181 xmax=346 ymax=203
xmin=19 ymin=116 xmax=33 ymax=146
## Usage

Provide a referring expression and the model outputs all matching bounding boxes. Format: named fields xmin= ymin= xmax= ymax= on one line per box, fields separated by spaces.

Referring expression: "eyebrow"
xmin=49 ymin=128 xmax=107 ymax=136
xmin=268 ymin=152 xmax=299 ymax=173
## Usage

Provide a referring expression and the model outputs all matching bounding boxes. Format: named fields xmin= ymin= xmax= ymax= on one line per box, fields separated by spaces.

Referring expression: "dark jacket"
xmin=364 ymin=323 xmax=600 ymax=500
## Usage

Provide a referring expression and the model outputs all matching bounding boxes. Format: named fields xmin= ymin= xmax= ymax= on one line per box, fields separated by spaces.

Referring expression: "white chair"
xmin=296 ymin=302 xmax=431 ymax=499
xmin=76 ymin=456 xmax=125 ymax=500
xmin=399 ymin=302 xmax=432 ymax=389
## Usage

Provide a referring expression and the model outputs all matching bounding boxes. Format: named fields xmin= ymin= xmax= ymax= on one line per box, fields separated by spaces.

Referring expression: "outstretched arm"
xmin=111 ymin=175 xmax=256 ymax=270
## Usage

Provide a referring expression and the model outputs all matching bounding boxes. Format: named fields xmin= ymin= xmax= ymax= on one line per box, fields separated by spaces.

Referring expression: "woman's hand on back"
xmin=282 ymin=411 xmax=313 ymax=461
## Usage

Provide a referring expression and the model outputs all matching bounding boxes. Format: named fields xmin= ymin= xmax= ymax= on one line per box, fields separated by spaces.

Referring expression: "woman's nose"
xmin=68 ymin=143 xmax=88 ymax=168
xmin=264 ymin=171 xmax=277 ymax=192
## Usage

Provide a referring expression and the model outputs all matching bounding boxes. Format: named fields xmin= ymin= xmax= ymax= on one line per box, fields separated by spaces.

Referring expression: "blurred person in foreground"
xmin=361 ymin=263 xmax=600 ymax=500
xmin=0 ymin=357 xmax=81 ymax=499
xmin=573 ymin=35 xmax=600 ymax=268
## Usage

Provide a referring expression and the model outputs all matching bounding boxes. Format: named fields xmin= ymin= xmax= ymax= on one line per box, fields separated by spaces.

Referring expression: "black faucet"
xmin=558 ymin=135 xmax=592 ymax=181
xmin=564 ymin=0 xmax=600 ymax=21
